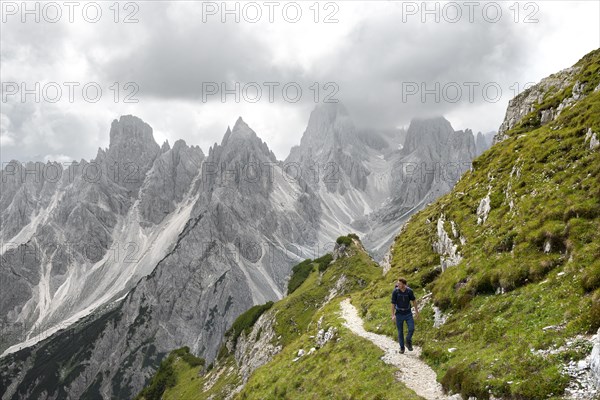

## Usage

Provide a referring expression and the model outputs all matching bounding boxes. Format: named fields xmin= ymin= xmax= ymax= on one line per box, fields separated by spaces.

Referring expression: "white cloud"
xmin=1 ymin=1 xmax=598 ymax=162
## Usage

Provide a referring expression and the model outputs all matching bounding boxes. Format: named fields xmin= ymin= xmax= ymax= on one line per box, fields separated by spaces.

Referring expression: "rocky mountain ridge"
xmin=1 ymin=110 xmax=489 ymax=398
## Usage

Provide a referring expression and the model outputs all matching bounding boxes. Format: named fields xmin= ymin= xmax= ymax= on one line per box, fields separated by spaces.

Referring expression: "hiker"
xmin=391 ymin=278 xmax=419 ymax=354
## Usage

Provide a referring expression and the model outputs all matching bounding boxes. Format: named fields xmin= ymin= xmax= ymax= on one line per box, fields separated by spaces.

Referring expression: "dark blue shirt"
xmin=391 ymin=287 xmax=415 ymax=314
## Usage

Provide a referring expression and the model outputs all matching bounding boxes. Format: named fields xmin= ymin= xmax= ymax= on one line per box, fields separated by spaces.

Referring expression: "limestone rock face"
xmin=138 ymin=139 xmax=204 ymax=226
xmin=0 ymin=116 xmax=168 ymax=355
xmin=494 ymin=67 xmax=581 ymax=144
xmin=0 ymin=117 xmax=322 ymax=399
xmin=287 ymin=107 xmax=478 ymax=262
xmin=232 ymin=311 xmax=281 ymax=385
xmin=475 ymin=131 xmax=494 ymax=156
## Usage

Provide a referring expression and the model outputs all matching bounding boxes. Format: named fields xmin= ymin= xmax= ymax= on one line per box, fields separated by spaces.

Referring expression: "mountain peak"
xmin=232 ymin=116 xmax=253 ymax=136
xmin=402 ymin=116 xmax=454 ymax=155
xmin=213 ymin=118 xmax=275 ymax=163
xmin=311 ymin=102 xmax=348 ymax=119
xmin=288 ymin=102 xmax=355 ymax=161
xmin=109 ymin=115 xmax=156 ymax=149
xmin=221 ymin=117 xmax=258 ymax=146
xmin=105 ymin=115 xmax=161 ymax=188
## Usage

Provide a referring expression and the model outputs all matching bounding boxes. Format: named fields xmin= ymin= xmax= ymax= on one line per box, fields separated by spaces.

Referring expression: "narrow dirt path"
xmin=340 ymin=298 xmax=455 ymax=400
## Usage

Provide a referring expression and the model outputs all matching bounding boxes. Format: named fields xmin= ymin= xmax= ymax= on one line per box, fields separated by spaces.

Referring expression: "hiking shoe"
xmin=399 ymin=347 xmax=405 ymax=354
xmin=406 ymin=342 xmax=413 ymax=351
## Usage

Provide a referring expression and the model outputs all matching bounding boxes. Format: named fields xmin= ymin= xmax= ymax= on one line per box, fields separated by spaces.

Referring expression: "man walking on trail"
xmin=391 ymin=278 xmax=419 ymax=354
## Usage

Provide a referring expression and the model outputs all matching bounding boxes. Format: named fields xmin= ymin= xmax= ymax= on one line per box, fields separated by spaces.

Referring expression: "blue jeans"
xmin=395 ymin=312 xmax=414 ymax=349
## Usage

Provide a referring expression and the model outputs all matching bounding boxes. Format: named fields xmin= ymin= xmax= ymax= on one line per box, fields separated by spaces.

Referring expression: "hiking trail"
xmin=340 ymin=298 xmax=456 ymax=400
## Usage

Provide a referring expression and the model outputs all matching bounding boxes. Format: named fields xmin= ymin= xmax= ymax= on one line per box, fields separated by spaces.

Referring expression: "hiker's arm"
xmin=391 ymin=303 xmax=396 ymax=319
xmin=412 ymin=299 xmax=419 ymax=317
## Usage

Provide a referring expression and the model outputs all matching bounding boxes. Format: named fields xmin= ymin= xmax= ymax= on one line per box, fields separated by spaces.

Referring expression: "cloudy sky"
xmin=1 ymin=1 xmax=599 ymax=162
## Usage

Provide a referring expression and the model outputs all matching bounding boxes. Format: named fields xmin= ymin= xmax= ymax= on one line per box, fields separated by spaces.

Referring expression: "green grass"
xmin=237 ymin=299 xmax=424 ymax=400
xmin=136 ymin=347 xmax=205 ymax=400
xmin=161 ymin=356 xmax=241 ymax=400
xmin=271 ymin=242 xmax=381 ymax=347
xmin=353 ymin=49 xmax=600 ymax=399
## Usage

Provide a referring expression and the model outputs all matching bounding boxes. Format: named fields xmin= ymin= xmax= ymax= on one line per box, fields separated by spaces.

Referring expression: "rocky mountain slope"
xmin=287 ymin=104 xmax=481 ymax=261
xmin=1 ymin=116 xmax=204 ymax=355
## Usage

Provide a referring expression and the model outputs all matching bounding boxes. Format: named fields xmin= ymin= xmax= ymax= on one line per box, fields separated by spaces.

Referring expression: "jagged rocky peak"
xmin=402 ymin=116 xmax=455 ymax=155
xmin=108 ymin=115 xmax=158 ymax=154
xmin=230 ymin=117 xmax=254 ymax=138
xmin=138 ymin=137 xmax=204 ymax=226
xmin=216 ymin=117 xmax=275 ymax=162
xmin=104 ymin=115 xmax=162 ymax=191
xmin=221 ymin=119 xmax=246 ymax=144
xmin=293 ymin=102 xmax=356 ymax=157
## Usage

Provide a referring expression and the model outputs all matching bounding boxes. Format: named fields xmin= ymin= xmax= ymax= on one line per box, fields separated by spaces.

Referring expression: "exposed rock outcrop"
xmin=432 ymin=215 xmax=463 ymax=271
xmin=494 ymin=67 xmax=581 ymax=143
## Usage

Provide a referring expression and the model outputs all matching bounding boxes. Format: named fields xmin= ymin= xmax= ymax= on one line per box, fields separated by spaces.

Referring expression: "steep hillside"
xmin=136 ymin=238 xmax=423 ymax=399
xmin=133 ymin=50 xmax=599 ymax=400
xmin=353 ymin=49 xmax=600 ymax=399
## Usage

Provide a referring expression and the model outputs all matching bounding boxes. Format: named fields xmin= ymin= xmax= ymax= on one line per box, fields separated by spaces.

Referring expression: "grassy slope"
xmin=139 ymin=241 xmax=423 ymax=399
xmin=237 ymin=241 xmax=422 ymax=399
xmin=353 ymin=49 xmax=600 ymax=399
xmin=238 ymin=298 xmax=423 ymax=400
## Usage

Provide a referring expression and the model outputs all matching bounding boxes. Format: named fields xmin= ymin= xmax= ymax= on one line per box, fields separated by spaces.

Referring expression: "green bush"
xmin=172 ymin=347 xmax=205 ymax=367
xmin=135 ymin=354 xmax=177 ymax=400
xmin=287 ymin=259 xmax=313 ymax=294
xmin=315 ymin=254 xmax=333 ymax=272
xmin=348 ymin=233 xmax=360 ymax=241
xmin=336 ymin=236 xmax=353 ymax=246
xmin=226 ymin=301 xmax=274 ymax=348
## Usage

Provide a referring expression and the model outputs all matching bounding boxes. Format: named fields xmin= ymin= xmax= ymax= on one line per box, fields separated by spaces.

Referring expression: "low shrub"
xmin=336 ymin=236 xmax=353 ymax=246
xmin=287 ymin=259 xmax=313 ymax=294
xmin=226 ymin=301 xmax=274 ymax=348
xmin=315 ymin=254 xmax=333 ymax=272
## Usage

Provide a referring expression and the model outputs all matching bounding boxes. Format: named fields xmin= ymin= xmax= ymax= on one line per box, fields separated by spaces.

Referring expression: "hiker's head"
xmin=397 ymin=278 xmax=407 ymax=290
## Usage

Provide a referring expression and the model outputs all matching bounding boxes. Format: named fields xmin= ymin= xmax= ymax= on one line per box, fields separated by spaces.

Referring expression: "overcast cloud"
xmin=1 ymin=1 xmax=599 ymax=162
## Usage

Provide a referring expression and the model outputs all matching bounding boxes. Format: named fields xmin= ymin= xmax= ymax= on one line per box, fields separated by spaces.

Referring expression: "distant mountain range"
xmin=0 ymin=104 xmax=488 ymax=398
